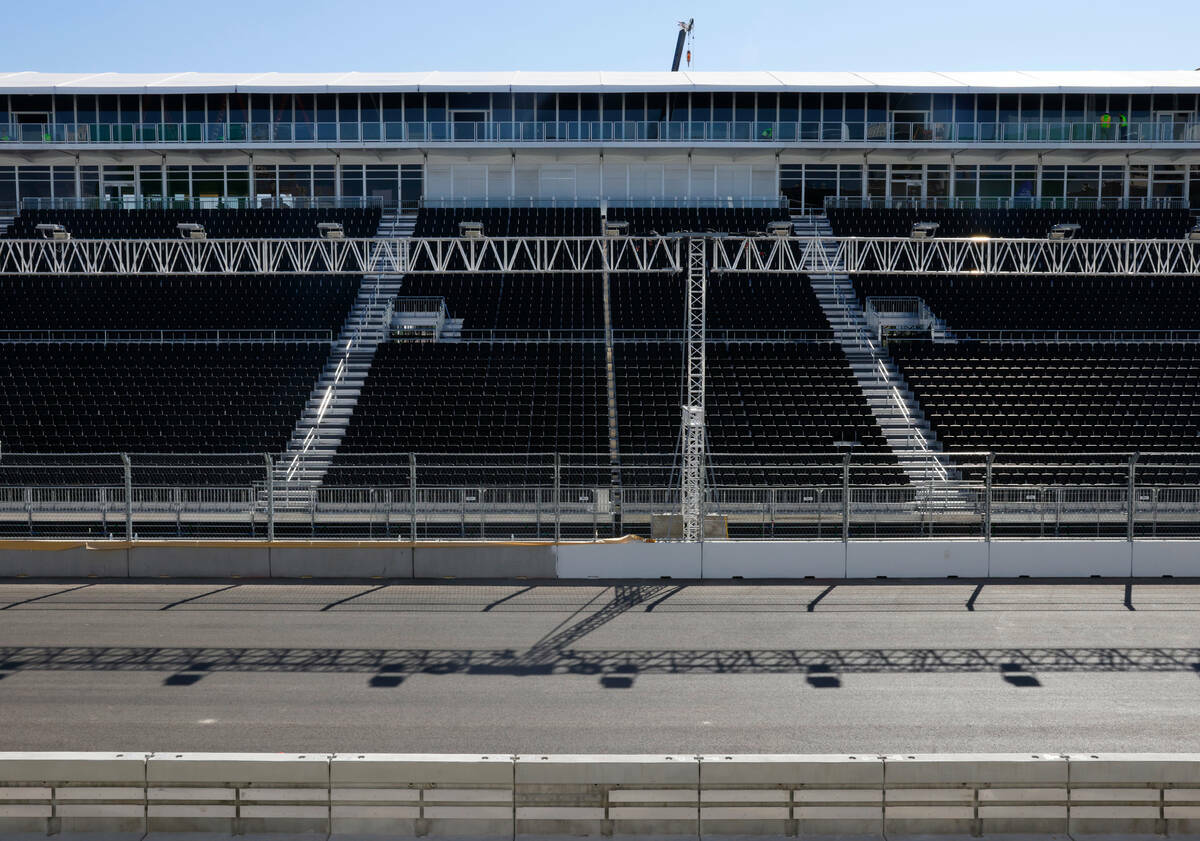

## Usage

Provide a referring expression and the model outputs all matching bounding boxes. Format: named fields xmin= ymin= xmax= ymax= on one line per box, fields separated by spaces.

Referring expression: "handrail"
xmin=825 ymin=196 xmax=1187 ymax=211
xmin=19 ymin=196 xmax=384 ymax=211
xmin=3 ymin=119 xmax=1199 ymax=146
xmin=0 ymin=329 xmax=332 ymax=344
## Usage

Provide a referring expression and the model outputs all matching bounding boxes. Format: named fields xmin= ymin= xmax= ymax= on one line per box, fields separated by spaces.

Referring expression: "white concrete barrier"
xmin=884 ymin=753 xmax=1067 ymax=836
xmin=557 ymin=544 xmax=701 ymax=579
xmin=2 ymin=751 xmax=1200 ymax=837
xmin=0 ymin=751 xmax=147 ymax=837
xmin=1132 ymin=540 xmax=1200 ymax=577
xmin=700 ymin=541 xmax=845 ymax=578
xmin=847 ymin=539 xmax=988 ymax=578
xmin=1068 ymin=753 xmax=1200 ymax=836
xmin=146 ymin=752 xmax=328 ymax=836
xmin=699 ymin=754 xmax=882 ymax=837
xmin=989 ymin=539 xmax=1133 ymax=577
xmin=515 ymin=755 xmax=697 ymax=839
xmin=331 ymin=753 xmax=512 ymax=839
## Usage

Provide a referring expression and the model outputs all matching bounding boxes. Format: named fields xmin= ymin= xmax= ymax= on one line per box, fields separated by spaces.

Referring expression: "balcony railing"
xmin=19 ymin=195 xmax=384 ymax=211
xmin=3 ymin=120 xmax=1199 ymax=146
xmin=824 ymin=196 xmax=1188 ymax=210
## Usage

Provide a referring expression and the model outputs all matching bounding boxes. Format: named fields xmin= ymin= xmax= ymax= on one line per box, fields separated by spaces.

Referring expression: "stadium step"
xmin=805 ymin=213 xmax=970 ymax=501
xmin=269 ymin=209 xmax=411 ymax=498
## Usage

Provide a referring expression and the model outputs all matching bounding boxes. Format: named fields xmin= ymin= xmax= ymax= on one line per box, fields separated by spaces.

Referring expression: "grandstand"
xmin=0 ymin=71 xmax=1198 ymax=543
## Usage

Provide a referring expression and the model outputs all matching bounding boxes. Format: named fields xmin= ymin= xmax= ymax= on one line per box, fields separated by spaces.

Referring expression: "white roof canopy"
xmin=0 ymin=70 xmax=1197 ymax=94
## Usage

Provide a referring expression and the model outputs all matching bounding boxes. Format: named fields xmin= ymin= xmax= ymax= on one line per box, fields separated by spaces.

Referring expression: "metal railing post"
xmin=1128 ymin=452 xmax=1138 ymax=542
xmin=121 ymin=454 xmax=133 ymax=541
xmin=984 ymin=452 xmax=993 ymax=541
xmin=554 ymin=454 xmax=562 ymax=543
xmin=264 ymin=454 xmax=275 ymax=541
xmin=842 ymin=454 xmax=851 ymax=542
xmin=408 ymin=453 xmax=418 ymax=542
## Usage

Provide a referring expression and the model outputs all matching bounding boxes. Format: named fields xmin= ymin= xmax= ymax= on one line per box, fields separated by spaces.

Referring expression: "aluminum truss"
xmin=680 ymin=237 xmax=707 ymax=543
xmin=0 ymin=237 xmax=681 ymax=275
xmin=711 ymin=236 xmax=1200 ymax=276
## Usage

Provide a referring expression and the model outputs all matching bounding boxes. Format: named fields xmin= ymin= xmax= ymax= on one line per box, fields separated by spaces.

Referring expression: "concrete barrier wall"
xmin=1 ymin=752 xmax=1198 ymax=837
xmin=0 ymin=539 xmax=1195 ymax=580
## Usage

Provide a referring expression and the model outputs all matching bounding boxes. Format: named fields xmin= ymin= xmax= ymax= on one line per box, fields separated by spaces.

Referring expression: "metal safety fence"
xmin=0 ymin=452 xmax=1197 ymax=541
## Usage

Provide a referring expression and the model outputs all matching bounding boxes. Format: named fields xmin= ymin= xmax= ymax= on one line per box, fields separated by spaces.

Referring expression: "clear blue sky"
xmin=4 ymin=0 xmax=1198 ymax=73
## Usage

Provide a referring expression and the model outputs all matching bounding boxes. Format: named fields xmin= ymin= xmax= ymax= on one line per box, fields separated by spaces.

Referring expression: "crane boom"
xmin=671 ymin=19 xmax=693 ymax=71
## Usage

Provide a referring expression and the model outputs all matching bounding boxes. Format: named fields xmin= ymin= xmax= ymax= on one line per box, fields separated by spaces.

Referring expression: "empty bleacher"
xmin=7 ymin=207 xmax=381 ymax=239
xmin=615 ymin=341 xmax=903 ymax=485
xmin=326 ymin=341 xmax=609 ymax=487
xmin=855 ymin=275 xmax=1200 ymax=331
xmin=396 ymin=273 xmax=602 ymax=332
xmin=414 ymin=207 xmax=599 ymax=238
xmin=0 ymin=342 xmax=325 ymax=453
xmin=607 ymin=207 xmax=786 ymax=235
xmin=891 ymin=340 xmax=1200 ymax=483
xmin=0 ymin=275 xmax=359 ymax=331
xmin=827 ymin=207 xmax=1191 ymax=239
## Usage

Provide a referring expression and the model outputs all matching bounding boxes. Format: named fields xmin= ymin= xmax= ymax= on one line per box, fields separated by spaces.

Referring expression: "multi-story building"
xmin=1 ymin=70 xmax=1198 ymax=211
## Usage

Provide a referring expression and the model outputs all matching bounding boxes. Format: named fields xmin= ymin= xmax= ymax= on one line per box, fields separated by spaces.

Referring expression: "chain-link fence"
xmin=1 ymin=451 xmax=1198 ymax=541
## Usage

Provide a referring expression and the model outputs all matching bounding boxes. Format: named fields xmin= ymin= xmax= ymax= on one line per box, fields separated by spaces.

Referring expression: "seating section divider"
xmin=0 ymin=752 xmax=1196 ymax=837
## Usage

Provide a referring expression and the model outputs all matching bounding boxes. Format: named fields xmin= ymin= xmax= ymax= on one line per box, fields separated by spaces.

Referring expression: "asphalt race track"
xmin=1 ymin=579 xmax=1198 ymax=754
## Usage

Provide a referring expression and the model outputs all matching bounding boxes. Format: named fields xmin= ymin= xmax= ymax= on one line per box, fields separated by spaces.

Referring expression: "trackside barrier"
xmin=330 ymin=754 xmax=513 ymax=839
xmin=2 ymin=753 xmax=1200 ymax=836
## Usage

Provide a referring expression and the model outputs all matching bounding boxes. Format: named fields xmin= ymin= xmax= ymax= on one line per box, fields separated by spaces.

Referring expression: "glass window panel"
xmin=18 ymin=166 xmax=52 ymax=199
xmin=535 ymin=93 xmax=555 ymax=121
xmin=360 ymin=93 xmax=380 ymax=123
xmin=448 ymin=92 xmax=489 ymax=110
xmin=801 ymin=93 xmax=820 ymax=122
xmin=341 ymin=164 xmax=363 ymax=197
xmin=11 ymin=95 xmax=52 ymax=113
xmin=337 ymin=93 xmax=358 ymax=123
xmin=137 ymin=164 xmax=161 ymax=197
xmin=366 ymin=163 xmax=398 ymax=202
xmin=580 ymin=93 xmax=599 ymax=122
xmin=821 ymin=92 xmax=842 ymax=121
xmin=1063 ymin=95 xmax=1084 ymax=120
xmin=77 ymin=95 xmax=97 ymax=124
xmin=98 ymin=96 xmax=119 ymax=124
xmin=493 ymin=93 xmax=513 ymax=121
xmin=931 ymin=94 xmax=952 ymax=123
xmin=890 ymin=93 xmax=931 ymax=112
xmin=712 ymin=92 xmax=733 ymax=121
xmin=647 ymin=93 xmax=666 ymax=122
xmin=691 ymin=93 xmax=711 ymax=122
xmin=316 ymin=94 xmax=336 ymax=123
xmin=225 ymin=165 xmax=249 ymax=198
xmin=293 ymin=95 xmax=314 ymax=124
xmin=734 ymin=92 xmax=753 ymax=122
xmin=313 ymin=164 xmax=336 ymax=197
xmin=954 ymin=94 xmax=974 ymax=123
xmin=779 ymin=93 xmax=798 ymax=122
xmin=976 ymin=94 xmax=996 ymax=122
xmin=53 ymin=165 xmax=76 ymax=198
xmin=0 ymin=166 xmax=16 ymax=209
xmin=402 ymin=93 xmax=422 ymax=123
xmin=1129 ymin=94 xmax=1150 ymax=121
xmin=601 ymin=93 xmax=621 ymax=121
xmin=1041 ymin=94 xmax=1062 ymax=122
xmin=205 ymin=94 xmax=226 ymax=123
xmin=997 ymin=94 xmax=1018 ymax=124
xmin=53 ymin=95 xmax=74 ymax=123
xmin=227 ymin=93 xmax=246 ymax=123
xmin=514 ymin=93 xmax=536 ymax=122
xmin=278 ymin=164 xmax=311 ymax=196
xmin=624 ymin=93 xmax=645 ymax=121
xmin=425 ymin=93 xmax=445 ymax=121
xmin=757 ymin=92 xmax=778 ymax=122
xmin=558 ymin=92 xmax=579 ymax=122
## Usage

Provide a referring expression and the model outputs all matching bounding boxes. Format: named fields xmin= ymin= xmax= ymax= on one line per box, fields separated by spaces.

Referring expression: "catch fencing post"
xmin=984 ymin=452 xmax=993 ymax=541
xmin=554 ymin=454 xmax=562 ymax=543
xmin=264 ymin=454 xmax=275 ymax=541
xmin=121 ymin=453 xmax=133 ymax=541
xmin=841 ymin=453 xmax=850 ymax=542
xmin=408 ymin=453 xmax=418 ymax=541
xmin=1127 ymin=452 xmax=1138 ymax=541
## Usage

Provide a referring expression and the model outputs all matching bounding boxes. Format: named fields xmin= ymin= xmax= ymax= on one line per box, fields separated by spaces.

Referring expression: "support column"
xmin=265 ymin=454 xmax=275 ymax=541
xmin=841 ymin=453 xmax=850 ymax=542
xmin=554 ymin=453 xmax=562 ymax=543
xmin=409 ymin=453 xmax=418 ymax=541
xmin=984 ymin=452 xmax=993 ymax=541
xmin=1128 ymin=452 xmax=1138 ymax=541
xmin=121 ymin=454 xmax=133 ymax=541
xmin=680 ymin=236 xmax=707 ymax=543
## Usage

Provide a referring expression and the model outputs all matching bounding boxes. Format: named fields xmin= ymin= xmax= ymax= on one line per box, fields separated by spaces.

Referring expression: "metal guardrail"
xmin=1 ymin=451 xmax=1198 ymax=540
xmin=0 ymin=329 xmax=333 ymax=344
xmin=825 ymin=196 xmax=1189 ymax=211
xmin=3 ymin=119 xmax=1199 ymax=146
xmin=419 ymin=196 xmax=789 ymax=209
xmin=19 ymin=196 xmax=385 ymax=211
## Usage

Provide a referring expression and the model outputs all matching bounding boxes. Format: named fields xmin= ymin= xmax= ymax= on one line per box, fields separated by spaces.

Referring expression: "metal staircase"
xmin=796 ymin=213 xmax=956 ymax=488
xmin=271 ymin=210 xmax=414 ymax=497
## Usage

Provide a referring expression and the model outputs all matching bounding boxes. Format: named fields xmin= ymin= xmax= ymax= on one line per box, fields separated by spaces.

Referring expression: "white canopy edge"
xmin=0 ymin=70 xmax=1198 ymax=94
